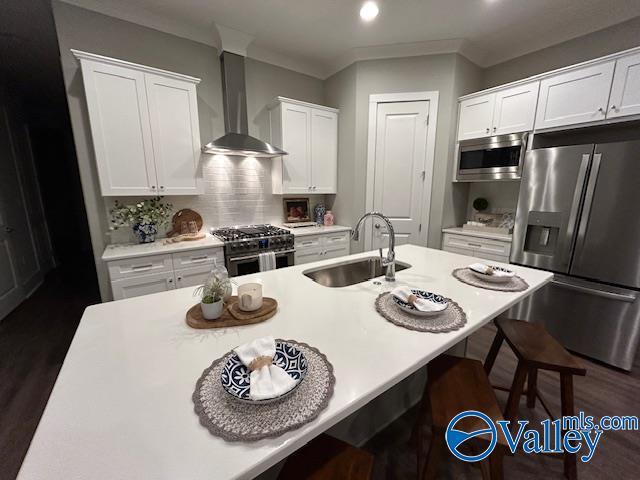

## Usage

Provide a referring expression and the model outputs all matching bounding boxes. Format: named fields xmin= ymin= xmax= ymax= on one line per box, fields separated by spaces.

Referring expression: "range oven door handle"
xmin=551 ymin=279 xmax=637 ymax=303
xmin=228 ymin=249 xmax=296 ymax=263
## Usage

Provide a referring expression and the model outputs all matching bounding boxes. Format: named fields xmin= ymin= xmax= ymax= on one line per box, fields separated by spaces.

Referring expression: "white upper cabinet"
xmin=607 ymin=52 xmax=640 ymax=119
xmin=145 ymin=73 xmax=202 ymax=195
xmin=310 ymin=108 xmax=338 ymax=193
xmin=270 ymin=97 xmax=339 ymax=194
xmin=457 ymin=93 xmax=495 ymax=140
xmin=535 ymin=61 xmax=615 ymax=129
xmin=279 ymin=102 xmax=312 ymax=194
xmin=492 ymin=82 xmax=539 ymax=135
xmin=73 ymin=50 xmax=203 ymax=196
xmin=457 ymin=82 xmax=538 ymax=140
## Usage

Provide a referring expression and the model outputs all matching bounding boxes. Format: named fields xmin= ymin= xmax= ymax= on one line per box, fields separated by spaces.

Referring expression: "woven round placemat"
xmin=375 ymin=292 xmax=467 ymax=333
xmin=193 ymin=339 xmax=335 ymax=442
xmin=452 ymin=268 xmax=529 ymax=292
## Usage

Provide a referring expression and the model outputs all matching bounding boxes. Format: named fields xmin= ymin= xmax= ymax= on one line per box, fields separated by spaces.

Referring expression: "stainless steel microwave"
xmin=455 ymin=132 xmax=528 ymax=181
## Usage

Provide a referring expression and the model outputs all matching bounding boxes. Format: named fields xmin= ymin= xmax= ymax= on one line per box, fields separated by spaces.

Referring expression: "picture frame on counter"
xmin=283 ymin=198 xmax=311 ymax=223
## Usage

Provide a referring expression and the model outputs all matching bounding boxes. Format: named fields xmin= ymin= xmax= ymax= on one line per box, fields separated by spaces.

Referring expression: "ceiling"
xmin=63 ymin=0 xmax=640 ymax=78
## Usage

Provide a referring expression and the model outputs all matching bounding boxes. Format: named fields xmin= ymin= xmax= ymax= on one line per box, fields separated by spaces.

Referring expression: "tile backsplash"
xmin=105 ymin=155 xmax=330 ymax=244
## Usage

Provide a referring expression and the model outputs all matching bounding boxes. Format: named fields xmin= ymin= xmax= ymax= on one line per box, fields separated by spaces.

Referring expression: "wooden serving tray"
xmin=186 ymin=296 xmax=278 ymax=329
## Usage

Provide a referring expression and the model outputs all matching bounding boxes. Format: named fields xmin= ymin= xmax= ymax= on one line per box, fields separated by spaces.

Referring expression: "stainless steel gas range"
xmin=211 ymin=224 xmax=295 ymax=277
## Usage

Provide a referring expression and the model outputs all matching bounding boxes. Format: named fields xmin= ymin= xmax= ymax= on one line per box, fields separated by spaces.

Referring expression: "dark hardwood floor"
xmin=0 ymin=265 xmax=100 ymax=480
xmin=365 ymin=322 xmax=640 ymax=479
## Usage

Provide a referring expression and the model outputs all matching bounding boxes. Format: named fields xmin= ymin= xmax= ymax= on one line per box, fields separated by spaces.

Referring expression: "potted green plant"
xmin=194 ymin=276 xmax=227 ymax=320
xmin=110 ymin=197 xmax=172 ymax=243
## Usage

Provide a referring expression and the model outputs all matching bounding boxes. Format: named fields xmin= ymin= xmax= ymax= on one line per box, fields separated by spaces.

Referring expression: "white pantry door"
xmin=371 ymin=101 xmax=430 ymax=249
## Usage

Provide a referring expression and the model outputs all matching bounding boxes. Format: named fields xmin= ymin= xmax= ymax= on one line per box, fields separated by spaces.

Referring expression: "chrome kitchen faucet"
xmin=351 ymin=212 xmax=396 ymax=282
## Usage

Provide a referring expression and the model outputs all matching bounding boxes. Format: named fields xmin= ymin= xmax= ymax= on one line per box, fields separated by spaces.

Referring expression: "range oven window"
xmin=459 ymin=145 xmax=522 ymax=170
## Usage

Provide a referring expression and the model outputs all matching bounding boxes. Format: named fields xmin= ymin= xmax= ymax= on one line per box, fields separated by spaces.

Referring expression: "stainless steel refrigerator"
xmin=510 ymin=140 xmax=640 ymax=371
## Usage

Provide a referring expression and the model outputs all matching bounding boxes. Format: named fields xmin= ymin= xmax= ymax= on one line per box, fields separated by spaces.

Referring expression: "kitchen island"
xmin=18 ymin=245 xmax=552 ymax=480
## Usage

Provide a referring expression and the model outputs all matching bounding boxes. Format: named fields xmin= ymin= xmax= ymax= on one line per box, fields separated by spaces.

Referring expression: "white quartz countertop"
xmin=102 ymin=233 xmax=224 ymax=262
xmin=19 ymin=245 xmax=551 ymax=480
xmin=442 ymin=226 xmax=512 ymax=242
xmin=279 ymin=224 xmax=351 ymax=237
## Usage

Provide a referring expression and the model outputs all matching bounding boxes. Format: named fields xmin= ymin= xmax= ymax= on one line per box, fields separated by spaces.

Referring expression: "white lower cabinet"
xmin=108 ymin=246 xmax=224 ymax=300
xmin=175 ymin=264 xmax=215 ymax=289
xmin=294 ymin=231 xmax=350 ymax=265
xmin=441 ymin=232 xmax=511 ymax=264
xmin=111 ymin=271 xmax=176 ymax=300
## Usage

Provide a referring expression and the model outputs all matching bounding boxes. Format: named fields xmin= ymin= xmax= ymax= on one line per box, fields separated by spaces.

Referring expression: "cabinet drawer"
xmin=323 ymin=231 xmax=350 ymax=246
xmin=175 ymin=264 xmax=213 ymax=289
xmin=171 ymin=247 xmax=223 ymax=270
xmin=108 ymin=254 xmax=173 ymax=280
xmin=443 ymin=233 xmax=511 ymax=255
xmin=295 ymin=235 xmax=323 ymax=250
xmin=111 ymin=271 xmax=175 ymax=300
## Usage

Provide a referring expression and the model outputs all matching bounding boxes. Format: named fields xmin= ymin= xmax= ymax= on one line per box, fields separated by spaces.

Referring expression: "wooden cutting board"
xmin=167 ymin=209 xmax=203 ymax=237
xmin=185 ymin=296 xmax=278 ymax=329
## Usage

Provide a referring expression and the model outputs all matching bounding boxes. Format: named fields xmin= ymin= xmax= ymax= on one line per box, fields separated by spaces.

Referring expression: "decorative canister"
xmin=324 ymin=211 xmax=334 ymax=226
xmin=314 ymin=202 xmax=327 ymax=225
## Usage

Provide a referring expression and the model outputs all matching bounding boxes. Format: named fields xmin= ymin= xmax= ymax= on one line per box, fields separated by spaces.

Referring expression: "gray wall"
xmin=484 ymin=16 xmax=640 ymax=88
xmin=52 ymin=1 xmax=325 ymax=300
xmin=324 ymin=64 xmax=358 ymax=239
xmin=325 ymin=53 xmax=483 ymax=251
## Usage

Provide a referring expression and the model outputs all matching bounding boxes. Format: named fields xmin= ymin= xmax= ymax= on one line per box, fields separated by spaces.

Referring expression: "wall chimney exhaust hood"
xmin=202 ymin=46 xmax=286 ymax=157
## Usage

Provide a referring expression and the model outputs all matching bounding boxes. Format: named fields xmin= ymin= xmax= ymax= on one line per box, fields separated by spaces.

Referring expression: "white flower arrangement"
xmin=110 ymin=197 xmax=173 ymax=229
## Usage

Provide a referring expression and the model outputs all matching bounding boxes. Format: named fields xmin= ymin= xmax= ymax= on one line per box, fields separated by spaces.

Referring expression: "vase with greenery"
xmin=194 ymin=276 xmax=228 ymax=320
xmin=110 ymin=197 xmax=172 ymax=244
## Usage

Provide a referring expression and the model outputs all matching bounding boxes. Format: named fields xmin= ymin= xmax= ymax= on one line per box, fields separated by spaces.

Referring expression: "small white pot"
xmin=201 ymin=299 xmax=223 ymax=320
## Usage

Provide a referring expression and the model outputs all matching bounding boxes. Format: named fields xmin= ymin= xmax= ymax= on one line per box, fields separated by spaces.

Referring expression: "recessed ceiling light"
xmin=360 ymin=1 xmax=379 ymax=22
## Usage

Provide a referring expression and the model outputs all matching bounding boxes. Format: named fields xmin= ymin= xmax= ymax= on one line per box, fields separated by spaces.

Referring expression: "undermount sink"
xmin=303 ymin=256 xmax=411 ymax=288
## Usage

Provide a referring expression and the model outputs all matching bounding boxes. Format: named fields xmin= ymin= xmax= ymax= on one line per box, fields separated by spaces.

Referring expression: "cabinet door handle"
xmin=168 ymin=278 xmax=174 ymax=284
xmin=132 ymin=264 xmax=154 ymax=271
xmin=493 ymin=126 xmax=497 ymax=132
xmin=467 ymin=242 xmax=483 ymax=248
xmin=4 ymin=226 xmax=14 ymax=233
xmin=151 ymin=185 xmax=156 ymax=190
xmin=610 ymin=105 xmax=617 ymax=110
xmin=177 ymin=276 xmax=182 ymax=282
xmin=190 ymin=255 xmax=208 ymax=262
xmin=486 ymin=128 xmax=490 ymax=133
xmin=598 ymin=107 xmax=604 ymax=113
xmin=160 ymin=186 xmax=165 ymax=190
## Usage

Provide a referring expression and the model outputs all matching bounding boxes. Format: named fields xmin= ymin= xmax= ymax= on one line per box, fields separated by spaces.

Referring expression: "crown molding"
xmin=325 ymin=38 xmax=487 ymax=78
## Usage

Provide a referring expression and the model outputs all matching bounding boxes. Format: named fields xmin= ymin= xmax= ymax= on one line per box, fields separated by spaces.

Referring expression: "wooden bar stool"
xmin=416 ymin=355 xmax=511 ymax=480
xmin=484 ymin=317 xmax=587 ymax=480
xmin=277 ymin=434 xmax=374 ymax=480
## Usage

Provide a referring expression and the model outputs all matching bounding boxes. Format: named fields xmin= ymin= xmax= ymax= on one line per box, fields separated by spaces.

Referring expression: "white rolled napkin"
xmin=234 ymin=336 xmax=297 ymax=401
xmin=469 ymin=263 xmax=513 ymax=277
xmin=391 ymin=287 xmax=448 ymax=313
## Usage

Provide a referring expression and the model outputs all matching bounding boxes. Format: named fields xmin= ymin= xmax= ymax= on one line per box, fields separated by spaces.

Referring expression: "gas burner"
xmin=211 ymin=224 xmax=291 ymax=241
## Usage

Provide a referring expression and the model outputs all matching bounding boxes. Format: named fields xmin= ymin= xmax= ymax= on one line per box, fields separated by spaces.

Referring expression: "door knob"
xmin=4 ymin=226 xmax=14 ymax=233
xmin=374 ymin=223 xmax=381 ymax=229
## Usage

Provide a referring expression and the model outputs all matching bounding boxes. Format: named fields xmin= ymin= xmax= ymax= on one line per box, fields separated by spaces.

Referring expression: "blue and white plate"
xmin=392 ymin=289 xmax=448 ymax=317
xmin=469 ymin=265 xmax=514 ymax=284
xmin=220 ymin=341 xmax=308 ymax=404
